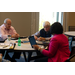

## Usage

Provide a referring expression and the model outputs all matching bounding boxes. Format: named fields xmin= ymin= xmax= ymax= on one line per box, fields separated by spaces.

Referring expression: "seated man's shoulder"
xmin=11 ymin=26 xmax=13 ymax=28
xmin=10 ymin=26 xmax=15 ymax=29
xmin=40 ymin=28 xmax=44 ymax=30
xmin=40 ymin=28 xmax=44 ymax=32
xmin=0 ymin=24 xmax=5 ymax=29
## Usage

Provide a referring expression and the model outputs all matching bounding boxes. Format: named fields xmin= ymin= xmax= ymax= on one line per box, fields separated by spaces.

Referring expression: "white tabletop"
xmin=14 ymin=42 xmax=35 ymax=50
xmin=3 ymin=38 xmax=44 ymax=51
xmin=64 ymin=31 xmax=75 ymax=37
xmin=4 ymin=38 xmax=34 ymax=51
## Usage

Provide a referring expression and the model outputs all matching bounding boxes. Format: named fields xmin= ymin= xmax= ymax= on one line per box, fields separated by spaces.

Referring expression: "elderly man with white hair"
xmin=32 ymin=21 xmax=52 ymax=60
xmin=0 ymin=18 xmax=19 ymax=40
xmin=33 ymin=21 xmax=51 ymax=41
xmin=0 ymin=18 xmax=20 ymax=62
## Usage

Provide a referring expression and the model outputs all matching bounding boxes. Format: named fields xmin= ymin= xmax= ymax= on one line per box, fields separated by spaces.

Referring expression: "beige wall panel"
xmin=0 ymin=12 xmax=31 ymax=36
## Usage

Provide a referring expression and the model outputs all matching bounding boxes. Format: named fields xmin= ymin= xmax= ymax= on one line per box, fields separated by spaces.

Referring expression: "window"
xmin=39 ymin=12 xmax=63 ymax=30
xmin=30 ymin=12 xmax=63 ymax=35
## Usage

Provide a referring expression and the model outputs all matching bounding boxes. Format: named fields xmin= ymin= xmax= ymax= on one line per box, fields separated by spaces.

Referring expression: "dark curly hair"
xmin=50 ymin=22 xmax=63 ymax=34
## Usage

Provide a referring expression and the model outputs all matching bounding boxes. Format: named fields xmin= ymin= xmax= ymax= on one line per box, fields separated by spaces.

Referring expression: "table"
xmin=36 ymin=40 xmax=49 ymax=45
xmin=64 ymin=31 xmax=75 ymax=51
xmin=64 ymin=31 xmax=75 ymax=37
xmin=1 ymin=38 xmax=46 ymax=62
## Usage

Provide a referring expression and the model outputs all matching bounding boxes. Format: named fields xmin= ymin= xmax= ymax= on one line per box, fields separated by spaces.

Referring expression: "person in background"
xmin=33 ymin=21 xmax=52 ymax=41
xmin=0 ymin=18 xmax=19 ymax=40
xmin=0 ymin=18 xmax=20 ymax=62
xmin=33 ymin=22 xmax=71 ymax=62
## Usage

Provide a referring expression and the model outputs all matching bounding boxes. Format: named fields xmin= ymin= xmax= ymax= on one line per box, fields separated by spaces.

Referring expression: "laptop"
xmin=28 ymin=36 xmax=37 ymax=48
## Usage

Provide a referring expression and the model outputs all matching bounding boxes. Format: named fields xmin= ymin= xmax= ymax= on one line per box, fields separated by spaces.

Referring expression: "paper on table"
xmin=0 ymin=46 xmax=9 ymax=49
xmin=45 ymin=37 xmax=51 ymax=40
xmin=0 ymin=43 xmax=13 ymax=49
xmin=0 ymin=43 xmax=9 ymax=46
xmin=5 ymin=40 xmax=16 ymax=44
xmin=36 ymin=40 xmax=50 ymax=44
xmin=36 ymin=41 xmax=44 ymax=44
xmin=14 ymin=43 xmax=35 ymax=50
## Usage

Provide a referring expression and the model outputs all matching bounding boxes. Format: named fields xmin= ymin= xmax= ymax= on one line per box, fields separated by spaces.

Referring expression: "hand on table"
xmin=48 ymin=37 xmax=51 ymax=41
xmin=33 ymin=45 xmax=43 ymax=52
xmin=37 ymin=37 xmax=46 ymax=41
xmin=33 ymin=45 xmax=39 ymax=50
xmin=34 ymin=36 xmax=51 ymax=41
xmin=34 ymin=36 xmax=38 ymax=40
xmin=11 ymin=33 xmax=20 ymax=38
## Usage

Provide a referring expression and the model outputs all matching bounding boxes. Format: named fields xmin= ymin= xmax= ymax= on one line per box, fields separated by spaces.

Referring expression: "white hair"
xmin=43 ymin=21 xmax=50 ymax=27
xmin=4 ymin=18 xmax=11 ymax=23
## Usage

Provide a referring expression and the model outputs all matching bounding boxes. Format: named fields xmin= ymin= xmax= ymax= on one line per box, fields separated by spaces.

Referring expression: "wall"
xmin=0 ymin=12 xmax=31 ymax=36
xmin=68 ymin=12 xmax=75 ymax=26
xmin=1 ymin=12 xmax=74 ymax=35
xmin=63 ymin=12 xmax=75 ymax=31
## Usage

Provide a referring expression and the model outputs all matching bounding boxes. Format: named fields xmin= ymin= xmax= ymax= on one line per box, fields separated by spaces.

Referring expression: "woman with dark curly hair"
xmin=33 ymin=22 xmax=70 ymax=62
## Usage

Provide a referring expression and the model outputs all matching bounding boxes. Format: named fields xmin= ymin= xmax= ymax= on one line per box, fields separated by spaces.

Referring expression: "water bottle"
xmin=18 ymin=37 xmax=21 ymax=46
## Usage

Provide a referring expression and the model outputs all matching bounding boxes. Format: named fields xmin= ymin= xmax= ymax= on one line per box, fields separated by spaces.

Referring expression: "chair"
xmin=68 ymin=26 xmax=75 ymax=31
xmin=68 ymin=26 xmax=75 ymax=51
xmin=66 ymin=26 xmax=75 ymax=62
xmin=66 ymin=46 xmax=75 ymax=62
xmin=66 ymin=54 xmax=75 ymax=62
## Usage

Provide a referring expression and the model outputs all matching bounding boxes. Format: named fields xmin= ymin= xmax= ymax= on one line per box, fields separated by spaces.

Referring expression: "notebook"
xmin=28 ymin=36 xmax=37 ymax=48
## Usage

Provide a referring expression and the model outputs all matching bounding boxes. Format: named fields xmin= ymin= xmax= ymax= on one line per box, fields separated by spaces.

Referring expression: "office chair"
xmin=66 ymin=46 xmax=75 ymax=62
xmin=66 ymin=54 xmax=75 ymax=62
xmin=68 ymin=26 xmax=75 ymax=31
xmin=64 ymin=26 xmax=75 ymax=61
xmin=68 ymin=26 xmax=75 ymax=51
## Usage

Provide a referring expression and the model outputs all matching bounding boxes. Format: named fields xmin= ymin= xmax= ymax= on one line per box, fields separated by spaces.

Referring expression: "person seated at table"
xmin=0 ymin=18 xmax=19 ymax=40
xmin=33 ymin=22 xmax=71 ymax=62
xmin=0 ymin=18 xmax=21 ymax=62
xmin=33 ymin=21 xmax=52 ymax=41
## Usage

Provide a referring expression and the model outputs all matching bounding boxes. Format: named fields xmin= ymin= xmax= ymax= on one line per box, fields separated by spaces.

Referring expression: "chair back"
xmin=70 ymin=47 xmax=75 ymax=56
xmin=66 ymin=47 xmax=75 ymax=62
xmin=68 ymin=26 xmax=75 ymax=51
xmin=70 ymin=56 xmax=75 ymax=62
xmin=68 ymin=26 xmax=75 ymax=31
xmin=68 ymin=26 xmax=75 ymax=61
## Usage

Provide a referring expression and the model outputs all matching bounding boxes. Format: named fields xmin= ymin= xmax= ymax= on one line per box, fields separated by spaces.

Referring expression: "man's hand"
xmin=34 ymin=36 xmax=46 ymax=41
xmin=11 ymin=33 xmax=19 ymax=38
xmin=34 ymin=35 xmax=38 ymax=40
xmin=37 ymin=37 xmax=46 ymax=41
